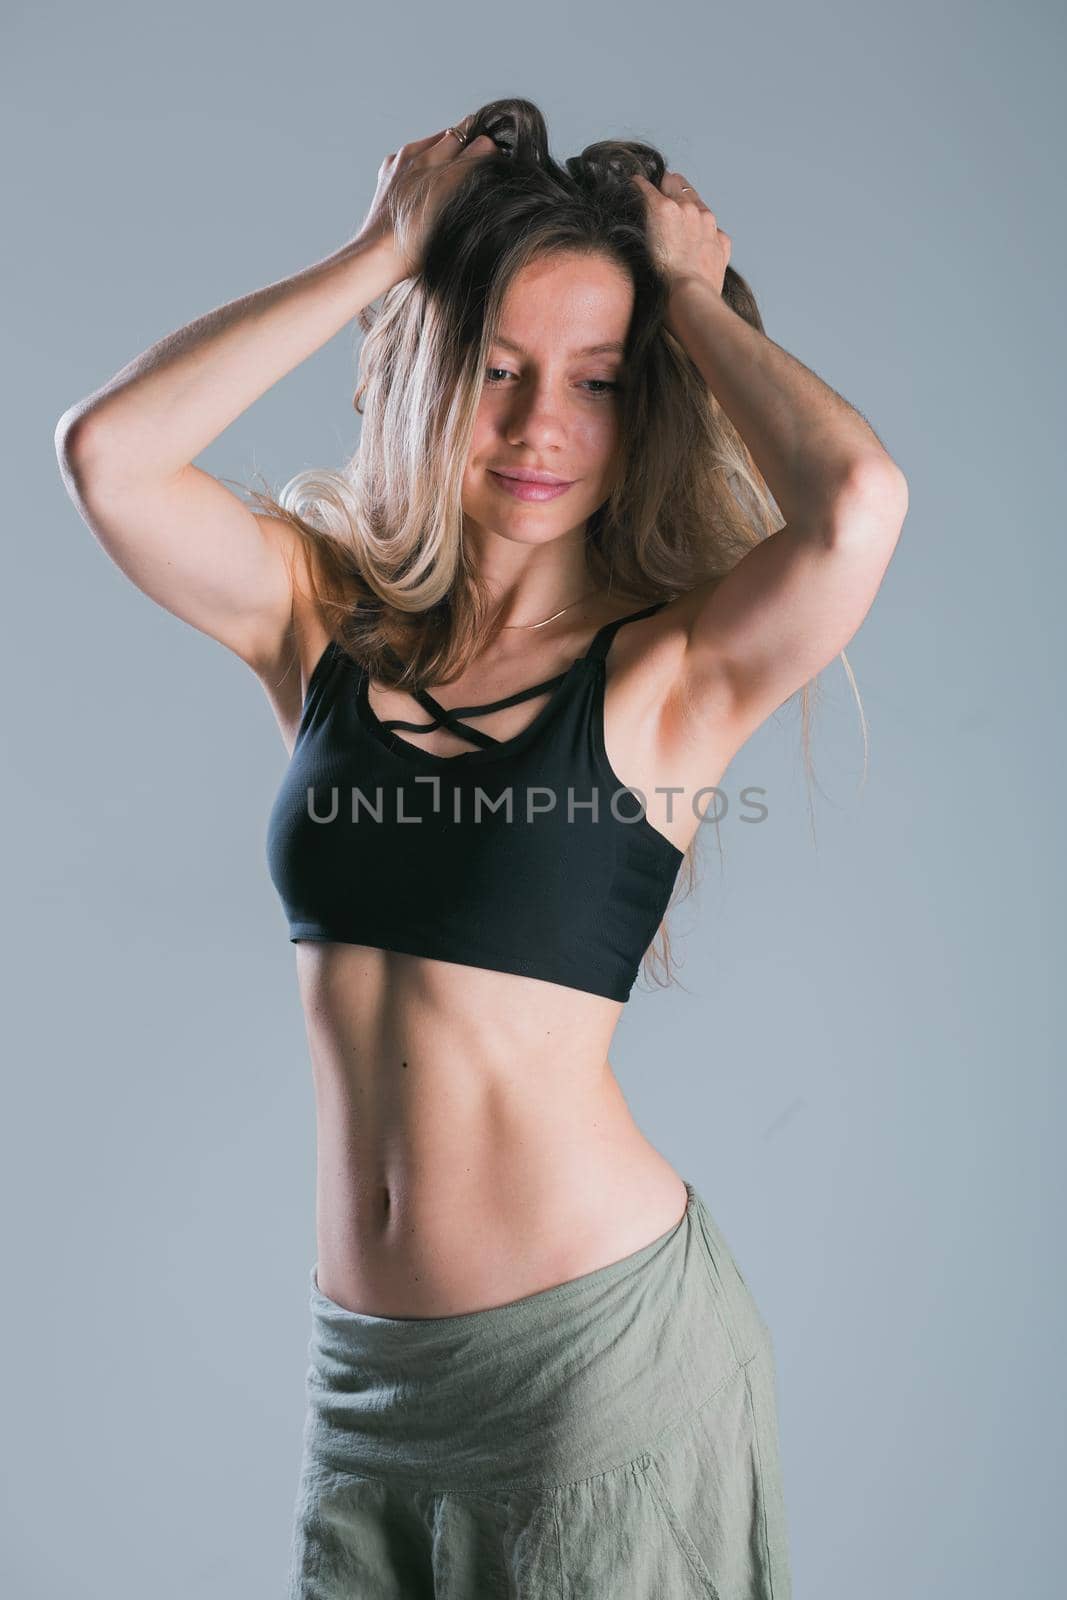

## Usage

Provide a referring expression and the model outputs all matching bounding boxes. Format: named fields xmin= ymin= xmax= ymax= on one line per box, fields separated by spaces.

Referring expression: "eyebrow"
xmin=493 ymin=335 xmax=626 ymax=358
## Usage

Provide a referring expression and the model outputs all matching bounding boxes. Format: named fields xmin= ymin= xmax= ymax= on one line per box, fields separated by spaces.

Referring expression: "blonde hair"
xmin=237 ymin=96 xmax=864 ymax=997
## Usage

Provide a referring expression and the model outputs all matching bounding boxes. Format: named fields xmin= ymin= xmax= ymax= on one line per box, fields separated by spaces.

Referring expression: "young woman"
xmin=57 ymin=98 xmax=906 ymax=1599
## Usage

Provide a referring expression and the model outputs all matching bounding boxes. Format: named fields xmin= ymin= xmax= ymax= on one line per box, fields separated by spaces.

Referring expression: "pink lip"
xmin=489 ymin=470 xmax=575 ymax=502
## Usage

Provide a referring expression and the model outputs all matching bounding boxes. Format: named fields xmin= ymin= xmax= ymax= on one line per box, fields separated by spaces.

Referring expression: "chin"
xmin=463 ymin=490 xmax=605 ymax=543
xmin=484 ymin=519 xmax=577 ymax=549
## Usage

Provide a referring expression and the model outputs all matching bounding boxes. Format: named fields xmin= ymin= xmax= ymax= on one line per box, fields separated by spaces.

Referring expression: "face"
xmin=461 ymin=251 xmax=634 ymax=549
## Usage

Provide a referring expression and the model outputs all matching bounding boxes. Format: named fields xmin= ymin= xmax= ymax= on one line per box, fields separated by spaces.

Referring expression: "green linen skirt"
xmin=286 ymin=1180 xmax=792 ymax=1598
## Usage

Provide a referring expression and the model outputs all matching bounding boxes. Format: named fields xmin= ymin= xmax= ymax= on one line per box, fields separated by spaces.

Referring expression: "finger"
xmin=445 ymin=113 xmax=478 ymax=146
xmin=403 ymin=129 xmax=454 ymax=154
xmin=426 ymin=119 xmax=483 ymax=161
xmin=669 ymin=172 xmax=702 ymax=204
xmin=456 ymin=133 xmax=497 ymax=159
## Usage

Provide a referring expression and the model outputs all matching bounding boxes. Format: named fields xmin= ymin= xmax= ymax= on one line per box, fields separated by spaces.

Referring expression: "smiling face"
xmin=461 ymin=250 xmax=635 ymax=550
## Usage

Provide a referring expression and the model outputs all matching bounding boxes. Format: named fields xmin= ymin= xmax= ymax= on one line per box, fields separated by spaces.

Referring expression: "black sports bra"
xmin=265 ymin=601 xmax=685 ymax=1003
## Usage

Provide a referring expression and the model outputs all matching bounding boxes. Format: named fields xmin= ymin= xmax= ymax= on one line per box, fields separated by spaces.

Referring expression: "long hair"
xmin=238 ymin=96 xmax=864 ymax=997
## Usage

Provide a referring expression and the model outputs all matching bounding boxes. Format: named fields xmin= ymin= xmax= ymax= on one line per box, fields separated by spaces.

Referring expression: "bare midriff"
xmin=297 ymin=941 xmax=690 ymax=1319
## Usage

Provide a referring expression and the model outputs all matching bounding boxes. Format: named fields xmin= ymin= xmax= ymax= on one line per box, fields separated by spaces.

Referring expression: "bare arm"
xmin=55 ymin=232 xmax=405 ymax=670
xmin=53 ymin=125 xmax=497 ymax=674
xmin=663 ymin=276 xmax=908 ymax=749
xmin=628 ymin=174 xmax=907 ymax=752
xmin=665 ymin=273 xmax=903 ymax=528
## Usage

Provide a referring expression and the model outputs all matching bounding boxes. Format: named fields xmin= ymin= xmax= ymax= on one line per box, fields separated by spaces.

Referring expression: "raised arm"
xmin=54 ymin=232 xmax=404 ymax=673
xmin=673 ymin=447 xmax=907 ymax=758
xmin=53 ymin=123 xmax=497 ymax=675
xmin=670 ymin=277 xmax=907 ymax=752
xmin=631 ymin=171 xmax=908 ymax=752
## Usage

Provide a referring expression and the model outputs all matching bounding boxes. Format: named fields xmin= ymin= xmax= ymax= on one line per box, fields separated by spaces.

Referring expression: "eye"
xmin=483 ymin=368 xmax=622 ymax=396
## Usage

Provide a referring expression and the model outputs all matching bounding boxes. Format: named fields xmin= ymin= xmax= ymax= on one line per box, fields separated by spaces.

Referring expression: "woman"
xmin=57 ymin=98 xmax=907 ymax=1599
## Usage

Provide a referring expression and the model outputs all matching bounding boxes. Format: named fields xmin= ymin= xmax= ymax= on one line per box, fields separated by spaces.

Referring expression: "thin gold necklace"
xmin=499 ymin=588 xmax=600 ymax=630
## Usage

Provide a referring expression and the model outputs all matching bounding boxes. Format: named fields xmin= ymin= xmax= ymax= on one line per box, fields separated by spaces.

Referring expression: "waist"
xmin=296 ymin=941 xmax=683 ymax=1315
xmin=314 ymin=1154 xmax=690 ymax=1320
xmin=299 ymin=1181 xmax=767 ymax=1491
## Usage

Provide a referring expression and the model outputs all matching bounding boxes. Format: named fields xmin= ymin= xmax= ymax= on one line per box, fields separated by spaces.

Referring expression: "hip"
xmin=287 ymin=1181 xmax=792 ymax=1597
xmin=298 ymin=1181 xmax=774 ymax=1491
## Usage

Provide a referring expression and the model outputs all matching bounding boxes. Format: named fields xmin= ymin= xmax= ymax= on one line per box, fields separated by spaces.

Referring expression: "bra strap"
xmin=583 ymin=601 xmax=669 ymax=662
xmin=439 ymin=670 xmax=571 ymax=719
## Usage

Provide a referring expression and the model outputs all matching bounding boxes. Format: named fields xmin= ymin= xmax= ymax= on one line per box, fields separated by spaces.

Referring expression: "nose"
xmin=503 ymin=382 xmax=569 ymax=450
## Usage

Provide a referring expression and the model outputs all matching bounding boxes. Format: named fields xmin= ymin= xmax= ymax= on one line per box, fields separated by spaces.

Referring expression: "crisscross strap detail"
xmin=377 ymin=669 xmax=571 ymax=749
xmin=373 ymin=601 xmax=667 ymax=749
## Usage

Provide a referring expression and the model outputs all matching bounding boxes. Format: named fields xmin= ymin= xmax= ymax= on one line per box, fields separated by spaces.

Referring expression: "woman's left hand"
xmin=630 ymin=170 xmax=732 ymax=302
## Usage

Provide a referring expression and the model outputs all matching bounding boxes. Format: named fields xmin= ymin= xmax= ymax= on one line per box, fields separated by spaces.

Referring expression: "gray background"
xmin=4 ymin=0 xmax=1063 ymax=1594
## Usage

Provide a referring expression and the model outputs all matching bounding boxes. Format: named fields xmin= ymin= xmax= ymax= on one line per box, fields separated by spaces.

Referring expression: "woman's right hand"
xmin=353 ymin=116 xmax=498 ymax=280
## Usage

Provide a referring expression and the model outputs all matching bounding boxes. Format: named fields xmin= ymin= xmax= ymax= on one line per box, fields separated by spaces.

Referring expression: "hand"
xmin=353 ymin=116 xmax=498 ymax=280
xmin=630 ymin=170 xmax=732 ymax=304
